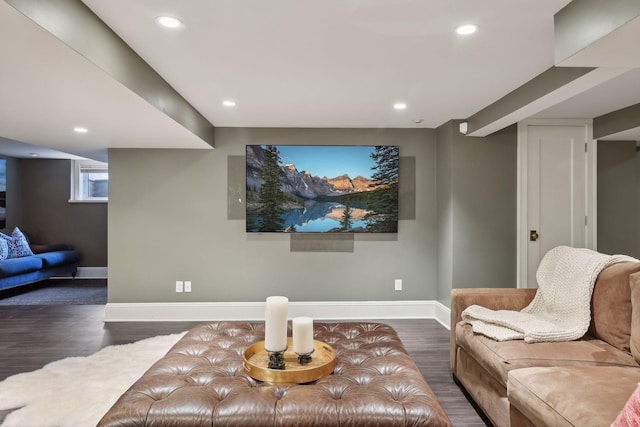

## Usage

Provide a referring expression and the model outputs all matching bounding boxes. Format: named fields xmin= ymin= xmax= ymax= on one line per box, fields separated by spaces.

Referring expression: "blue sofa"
xmin=0 ymin=243 xmax=80 ymax=292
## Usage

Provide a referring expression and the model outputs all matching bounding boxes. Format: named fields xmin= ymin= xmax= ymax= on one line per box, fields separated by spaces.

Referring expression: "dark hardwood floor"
xmin=0 ymin=305 xmax=489 ymax=426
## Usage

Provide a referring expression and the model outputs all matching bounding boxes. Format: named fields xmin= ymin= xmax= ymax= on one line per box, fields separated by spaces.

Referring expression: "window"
xmin=70 ymin=160 xmax=108 ymax=202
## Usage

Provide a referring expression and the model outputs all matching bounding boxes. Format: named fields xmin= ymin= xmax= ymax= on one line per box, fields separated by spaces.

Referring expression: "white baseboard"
xmin=52 ymin=267 xmax=108 ymax=279
xmin=105 ymin=300 xmax=451 ymax=329
xmin=76 ymin=267 xmax=108 ymax=279
xmin=433 ymin=300 xmax=451 ymax=330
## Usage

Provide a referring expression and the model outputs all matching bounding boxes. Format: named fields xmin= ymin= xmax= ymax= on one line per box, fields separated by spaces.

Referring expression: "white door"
xmin=517 ymin=120 xmax=596 ymax=288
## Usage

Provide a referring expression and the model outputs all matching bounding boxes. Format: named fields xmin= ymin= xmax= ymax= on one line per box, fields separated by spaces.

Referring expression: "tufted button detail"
xmin=370 ymin=346 xmax=401 ymax=357
xmin=383 ymin=383 xmax=426 ymax=403
xmin=185 ymin=374 xmax=214 ymax=387
xmin=319 ymin=382 xmax=350 ymax=400
xmin=347 ymin=372 xmax=375 ymax=386
xmin=338 ymin=353 xmax=369 ymax=366
xmin=372 ymin=364 xmax=406 ymax=376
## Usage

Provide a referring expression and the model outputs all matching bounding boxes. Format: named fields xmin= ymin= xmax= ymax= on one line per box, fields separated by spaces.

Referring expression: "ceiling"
xmin=1 ymin=0 xmax=640 ymax=161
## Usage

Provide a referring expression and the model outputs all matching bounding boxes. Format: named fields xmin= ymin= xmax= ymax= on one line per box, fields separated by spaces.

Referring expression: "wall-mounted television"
xmin=246 ymin=145 xmax=398 ymax=233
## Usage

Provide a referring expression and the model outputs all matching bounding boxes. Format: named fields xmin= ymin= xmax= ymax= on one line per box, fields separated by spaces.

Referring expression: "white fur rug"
xmin=0 ymin=332 xmax=186 ymax=427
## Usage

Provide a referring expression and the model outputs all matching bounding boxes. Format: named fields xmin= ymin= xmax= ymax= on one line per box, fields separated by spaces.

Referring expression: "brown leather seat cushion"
xmin=508 ymin=366 xmax=640 ymax=427
xmin=455 ymin=322 xmax=638 ymax=388
xmin=98 ymin=321 xmax=452 ymax=427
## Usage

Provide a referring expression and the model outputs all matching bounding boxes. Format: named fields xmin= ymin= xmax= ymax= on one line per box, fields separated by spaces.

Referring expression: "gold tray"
xmin=243 ymin=338 xmax=337 ymax=383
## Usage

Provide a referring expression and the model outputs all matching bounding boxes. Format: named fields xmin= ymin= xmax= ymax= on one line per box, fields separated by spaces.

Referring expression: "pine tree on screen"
xmin=258 ymin=145 xmax=285 ymax=232
xmin=364 ymin=146 xmax=399 ymax=232
xmin=340 ymin=203 xmax=354 ymax=231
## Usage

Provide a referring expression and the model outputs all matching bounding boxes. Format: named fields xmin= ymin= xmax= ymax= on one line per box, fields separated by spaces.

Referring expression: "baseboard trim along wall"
xmin=105 ymin=300 xmax=452 ymax=329
xmin=53 ymin=267 xmax=108 ymax=279
xmin=76 ymin=267 xmax=108 ymax=279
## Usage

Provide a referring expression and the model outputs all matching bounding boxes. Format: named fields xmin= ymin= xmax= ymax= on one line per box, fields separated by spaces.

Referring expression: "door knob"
xmin=530 ymin=230 xmax=539 ymax=241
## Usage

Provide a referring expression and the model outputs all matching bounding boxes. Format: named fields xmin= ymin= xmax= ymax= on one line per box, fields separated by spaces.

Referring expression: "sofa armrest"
xmin=30 ymin=243 xmax=74 ymax=254
xmin=450 ymin=288 xmax=537 ymax=326
xmin=450 ymin=288 xmax=537 ymax=372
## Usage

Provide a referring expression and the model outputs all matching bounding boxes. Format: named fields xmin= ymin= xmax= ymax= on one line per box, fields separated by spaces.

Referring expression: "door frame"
xmin=516 ymin=119 xmax=598 ymax=288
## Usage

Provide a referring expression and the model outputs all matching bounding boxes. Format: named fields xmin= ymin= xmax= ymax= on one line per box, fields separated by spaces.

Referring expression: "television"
xmin=246 ymin=145 xmax=398 ymax=233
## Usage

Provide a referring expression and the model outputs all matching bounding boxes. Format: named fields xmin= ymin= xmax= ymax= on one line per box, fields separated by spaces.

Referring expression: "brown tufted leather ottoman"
xmin=98 ymin=321 xmax=452 ymax=426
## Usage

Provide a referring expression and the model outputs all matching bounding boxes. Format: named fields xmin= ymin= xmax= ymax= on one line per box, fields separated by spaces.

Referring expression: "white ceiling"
xmin=1 ymin=0 xmax=640 ymax=161
xmin=0 ymin=0 xmax=212 ymax=162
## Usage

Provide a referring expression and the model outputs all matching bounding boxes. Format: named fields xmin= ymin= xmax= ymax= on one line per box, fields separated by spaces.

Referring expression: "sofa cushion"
xmin=0 ymin=227 xmax=34 ymax=258
xmin=456 ymin=322 xmax=639 ymax=387
xmin=631 ymin=273 xmax=640 ymax=364
xmin=34 ymin=250 xmax=80 ymax=268
xmin=0 ymin=256 xmax=43 ymax=278
xmin=508 ymin=366 xmax=640 ymax=427
xmin=588 ymin=261 xmax=640 ymax=353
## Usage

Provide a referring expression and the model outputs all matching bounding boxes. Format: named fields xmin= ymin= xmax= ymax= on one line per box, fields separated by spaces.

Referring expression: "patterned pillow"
xmin=0 ymin=227 xmax=34 ymax=258
xmin=0 ymin=238 xmax=8 ymax=260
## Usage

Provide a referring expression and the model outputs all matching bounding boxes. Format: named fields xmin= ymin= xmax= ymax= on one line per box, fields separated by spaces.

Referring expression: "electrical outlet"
xmin=184 ymin=281 xmax=192 ymax=293
xmin=175 ymin=280 xmax=184 ymax=293
xmin=394 ymin=279 xmax=402 ymax=291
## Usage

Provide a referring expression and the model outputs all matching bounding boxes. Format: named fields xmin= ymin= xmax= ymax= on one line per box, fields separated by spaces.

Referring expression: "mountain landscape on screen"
xmin=246 ymin=145 xmax=398 ymax=233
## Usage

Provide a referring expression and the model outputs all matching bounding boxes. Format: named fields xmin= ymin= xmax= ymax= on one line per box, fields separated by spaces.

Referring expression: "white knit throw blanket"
xmin=462 ymin=246 xmax=638 ymax=343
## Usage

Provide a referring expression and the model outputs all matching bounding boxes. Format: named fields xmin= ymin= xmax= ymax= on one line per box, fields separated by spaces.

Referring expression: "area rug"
xmin=0 ymin=279 xmax=107 ymax=305
xmin=0 ymin=332 xmax=186 ymax=427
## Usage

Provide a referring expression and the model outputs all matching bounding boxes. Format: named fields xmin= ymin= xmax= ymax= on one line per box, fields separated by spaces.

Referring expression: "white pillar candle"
xmin=264 ymin=296 xmax=288 ymax=351
xmin=293 ymin=316 xmax=314 ymax=354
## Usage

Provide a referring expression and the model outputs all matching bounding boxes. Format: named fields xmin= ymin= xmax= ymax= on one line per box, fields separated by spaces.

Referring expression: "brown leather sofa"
xmin=451 ymin=261 xmax=640 ymax=427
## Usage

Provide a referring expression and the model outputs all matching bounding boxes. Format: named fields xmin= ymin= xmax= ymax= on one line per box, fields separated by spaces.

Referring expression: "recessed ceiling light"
xmin=73 ymin=127 xmax=88 ymax=133
xmin=29 ymin=153 xmax=39 ymax=157
xmin=393 ymin=103 xmax=407 ymax=110
xmin=456 ymin=24 xmax=478 ymax=35
xmin=413 ymin=119 xmax=424 ymax=124
xmin=223 ymin=100 xmax=236 ymax=107
xmin=156 ymin=16 xmax=183 ymax=29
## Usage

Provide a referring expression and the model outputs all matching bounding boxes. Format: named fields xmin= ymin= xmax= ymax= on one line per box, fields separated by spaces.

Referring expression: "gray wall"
xmin=436 ymin=121 xmax=517 ymax=305
xmin=597 ymin=141 xmax=639 ymax=258
xmin=19 ymin=159 xmax=107 ymax=266
xmin=108 ymin=128 xmax=438 ymax=303
xmin=436 ymin=123 xmax=453 ymax=306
